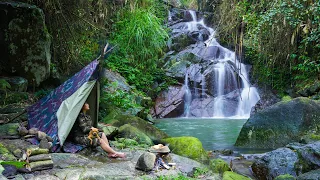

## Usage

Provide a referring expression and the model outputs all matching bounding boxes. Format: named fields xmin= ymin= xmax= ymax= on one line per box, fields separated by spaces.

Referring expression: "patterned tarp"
xmin=28 ymin=60 xmax=99 ymax=152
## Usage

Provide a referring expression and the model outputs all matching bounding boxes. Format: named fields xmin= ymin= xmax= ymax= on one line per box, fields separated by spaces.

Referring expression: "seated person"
xmin=69 ymin=102 xmax=125 ymax=158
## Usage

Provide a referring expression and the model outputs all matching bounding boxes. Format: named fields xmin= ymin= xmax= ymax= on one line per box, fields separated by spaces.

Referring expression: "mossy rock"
xmin=161 ymin=136 xmax=208 ymax=162
xmin=235 ymin=97 xmax=320 ymax=149
xmin=274 ymin=174 xmax=296 ymax=180
xmin=0 ymin=123 xmax=19 ymax=136
xmin=0 ymin=143 xmax=16 ymax=161
xmin=109 ymin=114 xmax=168 ymax=141
xmin=209 ymin=158 xmax=230 ymax=174
xmin=222 ymin=171 xmax=250 ymax=180
xmin=102 ymin=107 xmax=122 ymax=124
xmin=118 ymin=124 xmax=153 ymax=145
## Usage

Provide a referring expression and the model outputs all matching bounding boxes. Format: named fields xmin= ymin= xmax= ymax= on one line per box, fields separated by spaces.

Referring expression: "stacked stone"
xmin=18 ymin=127 xmax=53 ymax=150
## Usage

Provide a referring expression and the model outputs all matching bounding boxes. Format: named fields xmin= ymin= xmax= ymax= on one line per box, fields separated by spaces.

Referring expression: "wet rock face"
xmin=151 ymin=86 xmax=186 ymax=118
xmin=0 ymin=2 xmax=51 ymax=86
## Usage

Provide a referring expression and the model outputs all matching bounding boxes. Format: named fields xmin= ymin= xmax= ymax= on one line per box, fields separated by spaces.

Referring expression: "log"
xmin=0 ymin=135 xmax=20 ymax=139
xmin=26 ymin=147 xmax=49 ymax=156
xmin=28 ymin=160 xmax=54 ymax=171
xmin=24 ymin=134 xmax=35 ymax=139
xmin=28 ymin=154 xmax=52 ymax=162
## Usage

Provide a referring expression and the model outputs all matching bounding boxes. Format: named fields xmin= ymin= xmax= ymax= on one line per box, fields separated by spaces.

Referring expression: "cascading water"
xmin=166 ymin=9 xmax=260 ymax=119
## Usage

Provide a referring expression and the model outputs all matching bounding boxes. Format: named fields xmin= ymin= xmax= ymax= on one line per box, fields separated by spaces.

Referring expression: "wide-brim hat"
xmin=149 ymin=144 xmax=170 ymax=153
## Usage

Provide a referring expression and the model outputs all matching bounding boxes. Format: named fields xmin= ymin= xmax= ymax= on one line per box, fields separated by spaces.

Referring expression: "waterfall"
xmin=168 ymin=9 xmax=260 ymax=119
xmin=184 ymin=72 xmax=192 ymax=117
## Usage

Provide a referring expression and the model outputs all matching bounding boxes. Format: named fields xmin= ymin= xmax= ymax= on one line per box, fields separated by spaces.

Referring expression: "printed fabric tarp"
xmin=27 ymin=60 xmax=99 ymax=152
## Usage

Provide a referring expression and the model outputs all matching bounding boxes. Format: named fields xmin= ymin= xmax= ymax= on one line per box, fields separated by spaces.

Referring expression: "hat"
xmin=149 ymin=144 xmax=170 ymax=153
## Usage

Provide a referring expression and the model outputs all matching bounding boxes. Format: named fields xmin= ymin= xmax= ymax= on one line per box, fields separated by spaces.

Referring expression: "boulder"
xmin=235 ymin=97 xmax=320 ymax=149
xmin=286 ymin=142 xmax=320 ymax=173
xmin=209 ymin=158 xmax=230 ymax=174
xmin=251 ymin=148 xmax=299 ymax=179
xmin=0 ymin=123 xmax=19 ymax=136
xmin=151 ymin=85 xmax=186 ymax=118
xmin=297 ymin=169 xmax=320 ymax=180
xmin=135 ymin=152 xmax=156 ymax=171
xmin=161 ymin=136 xmax=208 ymax=162
xmin=110 ymin=114 xmax=168 ymax=141
xmin=0 ymin=2 xmax=51 ymax=86
xmin=102 ymin=68 xmax=131 ymax=92
xmin=223 ymin=171 xmax=250 ymax=180
xmin=118 ymin=124 xmax=153 ymax=145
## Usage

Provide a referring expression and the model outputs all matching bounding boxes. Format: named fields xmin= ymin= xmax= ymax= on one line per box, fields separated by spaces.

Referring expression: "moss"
xmin=281 ymin=96 xmax=292 ymax=102
xmin=222 ymin=171 xmax=250 ymax=180
xmin=162 ymin=136 xmax=208 ymax=162
xmin=310 ymin=133 xmax=320 ymax=140
xmin=209 ymin=159 xmax=230 ymax=174
xmin=0 ymin=123 xmax=19 ymax=136
xmin=118 ymin=124 xmax=153 ymax=145
xmin=274 ymin=174 xmax=295 ymax=180
xmin=110 ymin=114 xmax=168 ymax=141
xmin=0 ymin=143 xmax=16 ymax=161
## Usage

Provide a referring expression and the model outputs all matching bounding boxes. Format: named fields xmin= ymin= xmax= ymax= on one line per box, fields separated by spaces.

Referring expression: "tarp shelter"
xmin=28 ymin=60 xmax=100 ymax=152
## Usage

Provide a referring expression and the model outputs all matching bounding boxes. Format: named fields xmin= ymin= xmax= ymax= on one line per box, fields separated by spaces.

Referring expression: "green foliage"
xmin=274 ymin=174 xmax=295 ymax=180
xmin=105 ymin=5 xmax=173 ymax=95
xmin=156 ymin=174 xmax=192 ymax=180
xmin=0 ymin=161 xmax=26 ymax=169
xmin=216 ymin=0 xmax=320 ymax=93
xmin=101 ymin=81 xmax=142 ymax=113
xmin=192 ymin=167 xmax=210 ymax=178
xmin=35 ymin=89 xmax=52 ymax=100
xmin=0 ymin=79 xmax=11 ymax=91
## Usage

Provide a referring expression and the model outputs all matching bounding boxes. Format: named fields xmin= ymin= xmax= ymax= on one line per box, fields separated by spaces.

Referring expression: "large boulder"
xmin=235 ymin=97 xmax=320 ymax=149
xmin=0 ymin=2 xmax=51 ymax=86
xmin=151 ymin=85 xmax=186 ymax=118
xmin=109 ymin=114 xmax=168 ymax=141
xmin=251 ymin=148 xmax=299 ymax=179
xmin=118 ymin=124 xmax=153 ymax=145
xmin=161 ymin=136 xmax=208 ymax=162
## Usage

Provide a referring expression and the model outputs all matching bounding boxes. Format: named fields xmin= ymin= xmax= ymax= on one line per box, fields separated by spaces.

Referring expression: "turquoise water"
xmin=154 ymin=118 xmax=247 ymax=151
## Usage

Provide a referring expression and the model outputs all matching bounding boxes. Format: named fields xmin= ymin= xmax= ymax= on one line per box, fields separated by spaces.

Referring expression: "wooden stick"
xmin=8 ymin=109 xmax=27 ymax=123
xmin=28 ymin=154 xmax=52 ymax=162
xmin=26 ymin=147 xmax=49 ymax=157
xmin=28 ymin=160 xmax=54 ymax=171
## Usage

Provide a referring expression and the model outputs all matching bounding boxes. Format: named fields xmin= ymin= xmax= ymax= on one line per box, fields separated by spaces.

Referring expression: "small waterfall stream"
xmin=169 ymin=9 xmax=260 ymax=119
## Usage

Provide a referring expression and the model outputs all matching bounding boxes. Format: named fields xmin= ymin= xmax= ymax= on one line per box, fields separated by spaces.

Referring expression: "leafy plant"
xmin=105 ymin=6 xmax=172 ymax=95
xmin=215 ymin=0 xmax=320 ymax=93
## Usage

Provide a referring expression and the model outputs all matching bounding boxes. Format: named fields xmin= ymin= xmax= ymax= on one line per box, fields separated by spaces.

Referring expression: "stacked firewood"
xmin=20 ymin=147 xmax=54 ymax=172
xmin=18 ymin=125 xmax=54 ymax=172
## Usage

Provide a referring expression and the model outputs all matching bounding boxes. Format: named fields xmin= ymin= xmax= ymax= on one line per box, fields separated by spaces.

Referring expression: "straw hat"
xmin=149 ymin=144 xmax=170 ymax=153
